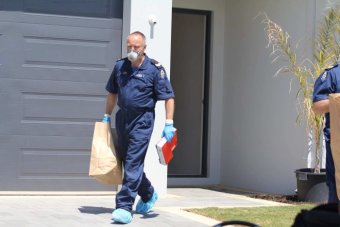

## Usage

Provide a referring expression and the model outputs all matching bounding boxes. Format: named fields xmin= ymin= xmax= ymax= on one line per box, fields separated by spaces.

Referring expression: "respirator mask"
xmin=127 ymin=50 xmax=141 ymax=62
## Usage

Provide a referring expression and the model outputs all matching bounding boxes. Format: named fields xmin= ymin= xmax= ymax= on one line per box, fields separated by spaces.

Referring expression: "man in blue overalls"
xmin=103 ymin=31 xmax=175 ymax=224
xmin=313 ymin=64 xmax=340 ymax=204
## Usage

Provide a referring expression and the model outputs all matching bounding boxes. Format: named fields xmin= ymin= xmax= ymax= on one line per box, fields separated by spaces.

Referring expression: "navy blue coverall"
xmin=105 ymin=55 xmax=175 ymax=211
xmin=313 ymin=64 xmax=340 ymax=203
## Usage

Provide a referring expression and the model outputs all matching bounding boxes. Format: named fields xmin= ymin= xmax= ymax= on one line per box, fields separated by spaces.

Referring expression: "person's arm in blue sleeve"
xmin=312 ymin=69 xmax=336 ymax=115
xmin=153 ymin=64 xmax=176 ymax=141
xmin=102 ymin=93 xmax=117 ymax=123
xmin=103 ymin=65 xmax=118 ymax=123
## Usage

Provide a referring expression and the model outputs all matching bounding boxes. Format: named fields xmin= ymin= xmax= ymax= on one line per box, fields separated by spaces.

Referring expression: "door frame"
xmin=170 ymin=8 xmax=211 ymax=177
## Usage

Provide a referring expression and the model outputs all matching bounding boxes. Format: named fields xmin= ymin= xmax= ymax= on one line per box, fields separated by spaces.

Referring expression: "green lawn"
xmin=186 ymin=204 xmax=315 ymax=227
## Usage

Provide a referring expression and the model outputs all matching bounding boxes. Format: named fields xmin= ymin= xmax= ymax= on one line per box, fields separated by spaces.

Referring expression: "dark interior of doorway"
xmin=169 ymin=8 xmax=211 ymax=178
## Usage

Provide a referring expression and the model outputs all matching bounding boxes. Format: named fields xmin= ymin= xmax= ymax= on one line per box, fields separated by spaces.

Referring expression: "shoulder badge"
xmin=150 ymin=58 xmax=166 ymax=78
xmin=160 ymin=69 xmax=165 ymax=79
xmin=321 ymin=71 xmax=327 ymax=82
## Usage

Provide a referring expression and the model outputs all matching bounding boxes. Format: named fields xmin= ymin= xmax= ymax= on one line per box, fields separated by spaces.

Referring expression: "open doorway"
xmin=169 ymin=8 xmax=211 ymax=177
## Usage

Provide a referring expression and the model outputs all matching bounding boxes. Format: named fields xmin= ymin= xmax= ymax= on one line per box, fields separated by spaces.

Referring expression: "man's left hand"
xmin=162 ymin=122 xmax=175 ymax=142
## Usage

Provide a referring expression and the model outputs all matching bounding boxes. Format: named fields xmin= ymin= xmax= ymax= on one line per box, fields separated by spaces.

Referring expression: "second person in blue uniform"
xmin=103 ymin=31 xmax=176 ymax=224
xmin=313 ymin=64 xmax=340 ymax=204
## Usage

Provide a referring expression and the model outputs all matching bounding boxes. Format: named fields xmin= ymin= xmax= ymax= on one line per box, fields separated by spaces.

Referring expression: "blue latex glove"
xmin=102 ymin=114 xmax=111 ymax=123
xmin=162 ymin=122 xmax=175 ymax=142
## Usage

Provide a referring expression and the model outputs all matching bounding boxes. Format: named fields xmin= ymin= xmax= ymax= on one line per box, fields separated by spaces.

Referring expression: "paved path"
xmin=0 ymin=188 xmax=285 ymax=226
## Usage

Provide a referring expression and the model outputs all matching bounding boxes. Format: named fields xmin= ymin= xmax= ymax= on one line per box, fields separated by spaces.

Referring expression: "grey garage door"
xmin=0 ymin=9 xmax=122 ymax=191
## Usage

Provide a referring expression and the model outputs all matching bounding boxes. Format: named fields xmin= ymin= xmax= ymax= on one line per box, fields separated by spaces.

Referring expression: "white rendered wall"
xmin=122 ymin=0 xmax=172 ymax=196
xmin=221 ymin=0 xmax=329 ymax=194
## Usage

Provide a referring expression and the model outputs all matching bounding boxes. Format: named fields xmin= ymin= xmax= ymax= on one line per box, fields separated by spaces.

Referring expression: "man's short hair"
xmin=129 ymin=31 xmax=146 ymax=46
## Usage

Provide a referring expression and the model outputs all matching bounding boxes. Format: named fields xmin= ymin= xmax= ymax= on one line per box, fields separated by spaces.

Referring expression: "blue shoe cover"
xmin=136 ymin=192 xmax=158 ymax=214
xmin=112 ymin=208 xmax=132 ymax=224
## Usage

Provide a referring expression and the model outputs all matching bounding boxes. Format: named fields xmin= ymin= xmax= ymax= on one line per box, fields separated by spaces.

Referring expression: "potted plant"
xmin=262 ymin=6 xmax=340 ymax=201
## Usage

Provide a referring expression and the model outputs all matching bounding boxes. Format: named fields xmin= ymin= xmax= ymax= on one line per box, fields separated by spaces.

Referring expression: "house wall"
xmin=171 ymin=0 xmax=340 ymax=195
xmin=172 ymin=0 xmax=340 ymax=195
xmin=222 ymin=0 xmax=332 ymax=194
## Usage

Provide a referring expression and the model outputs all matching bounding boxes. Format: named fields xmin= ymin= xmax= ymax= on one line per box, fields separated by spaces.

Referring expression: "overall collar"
xmin=138 ymin=54 xmax=150 ymax=70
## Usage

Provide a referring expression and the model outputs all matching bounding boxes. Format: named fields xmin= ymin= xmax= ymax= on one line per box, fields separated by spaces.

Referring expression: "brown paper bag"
xmin=329 ymin=94 xmax=340 ymax=198
xmin=89 ymin=122 xmax=122 ymax=185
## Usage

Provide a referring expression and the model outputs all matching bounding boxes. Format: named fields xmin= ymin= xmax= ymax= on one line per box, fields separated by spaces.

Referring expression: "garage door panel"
xmin=24 ymin=37 xmax=109 ymax=68
xmin=0 ymin=136 xmax=24 ymax=186
xmin=20 ymin=23 xmax=121 ymax=41
xmin=0 ymin=79 xmax=107 ymax=136
xmin=17 ymin=136 xmax=93 ymax=182
xmin=15 ymin=78 xmax=107 ymax=95
xmin=0 ymin=19 xmax=120 ymax=82
xmin=22 ymin=93 xmax=104 ymax=121
xmin=0 ymin=12 xmax=122 ymax=30
xmin=0 ymin=135 xmax=116 ymax=191
xmin=0 ymin=12 xmax=121 ymax=190
xmin=20 ymin=148 xmax=89 ymax=177
xmin=19 ymin=23 xmax=120 ymax=71
xmin=4 ymin=66 xmax=112 ymax=83
xmin=18 ymin=124 xmax=96 ymax=137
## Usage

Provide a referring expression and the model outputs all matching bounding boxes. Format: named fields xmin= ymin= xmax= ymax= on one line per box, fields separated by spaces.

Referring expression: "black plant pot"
xmin=295 ymin=168 xmax=328 ymax=203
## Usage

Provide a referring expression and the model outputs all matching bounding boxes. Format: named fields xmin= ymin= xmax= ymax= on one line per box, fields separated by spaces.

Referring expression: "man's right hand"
xmin=102 ymin=114 xmax=111 ymax=123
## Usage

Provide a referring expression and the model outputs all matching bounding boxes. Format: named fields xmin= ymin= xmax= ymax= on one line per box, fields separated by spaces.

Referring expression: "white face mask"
xmin=127 ymin=50 xmax=139 ymax=62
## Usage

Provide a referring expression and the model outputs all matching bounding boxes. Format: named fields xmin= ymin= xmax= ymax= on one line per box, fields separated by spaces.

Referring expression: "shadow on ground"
xmin=78 ymin=206 xmax=114 ymax=215
xmin=138 ymin=211 xmax=159 ymax=219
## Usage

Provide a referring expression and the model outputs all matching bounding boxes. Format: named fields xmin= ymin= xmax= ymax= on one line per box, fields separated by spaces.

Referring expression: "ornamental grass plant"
xmin=262 ymin=5 xmax=340 ymax=173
